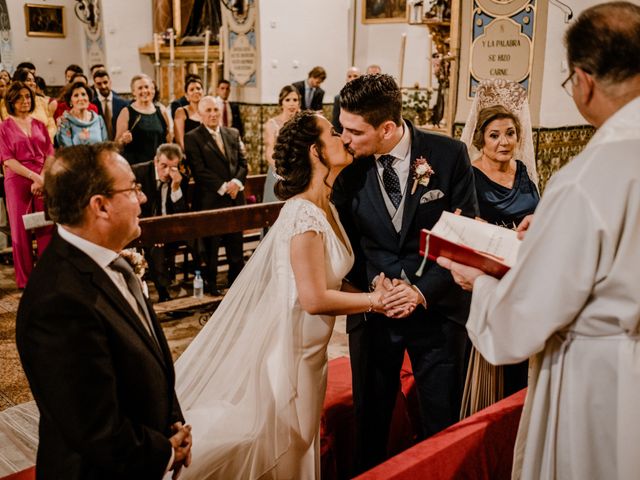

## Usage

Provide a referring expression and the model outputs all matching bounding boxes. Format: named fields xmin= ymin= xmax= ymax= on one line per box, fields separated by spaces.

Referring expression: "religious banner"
xmin=223 ymin=0 xmax=257 ymax=87
xmin=468 ymin=0 xmax=536 ymax=97
xmin=0 ymin=0 xmax=13 ymax=72
xmin=83 ymin=0 xmax=106 ymax=68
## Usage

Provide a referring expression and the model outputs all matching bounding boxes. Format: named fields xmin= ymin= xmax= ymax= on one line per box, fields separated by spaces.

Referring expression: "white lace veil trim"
xmin=460 ymin=79 xmax=538 ymax=187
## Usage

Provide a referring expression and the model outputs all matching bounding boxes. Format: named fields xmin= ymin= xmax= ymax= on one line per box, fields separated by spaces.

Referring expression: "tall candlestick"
xmin=203 ymin=28 xmax=211 ymax=93
xmin=172 ymin=0 xmax=181 ymax=38
xmin=399 ymin=33 xmax=407 ymax=87
xmin=168 ymin=28 xmax=175 ymax=102
xmin=168 ymin=28 xmax=175 ymax=62
xmin=153 ymin=33 xmax=160 ymax=63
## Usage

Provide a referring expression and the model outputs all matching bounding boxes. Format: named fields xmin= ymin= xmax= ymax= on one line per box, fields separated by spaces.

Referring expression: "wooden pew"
xmin=134 ymin=202 xmax=284 ymax=246
xmin=133 ymin=200 xmax=284 ymax=316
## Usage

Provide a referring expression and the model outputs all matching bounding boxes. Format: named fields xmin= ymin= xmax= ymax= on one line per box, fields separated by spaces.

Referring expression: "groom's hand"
xmin=382 ymin=279 xmax=424 ymax=318
xmin=170 ymin=422 xmax=193 ymax=478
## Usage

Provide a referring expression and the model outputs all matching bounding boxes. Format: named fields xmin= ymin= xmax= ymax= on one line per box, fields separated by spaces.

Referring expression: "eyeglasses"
xmin=561 ymin=70 xmax=575 ymax=97
xmin=105 ymin=183 xmax=144 ymax=198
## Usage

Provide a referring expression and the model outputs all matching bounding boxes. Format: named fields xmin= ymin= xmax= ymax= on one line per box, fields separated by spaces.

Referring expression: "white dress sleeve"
xmin=289 ymin=200 xmax=328 ymax=237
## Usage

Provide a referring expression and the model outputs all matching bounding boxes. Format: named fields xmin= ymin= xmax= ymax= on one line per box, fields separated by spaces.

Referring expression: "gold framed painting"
xmin=362 ymin=0 xmax=408 ymax=24
xmin=24 ymin=4 xmax=66 ymax=38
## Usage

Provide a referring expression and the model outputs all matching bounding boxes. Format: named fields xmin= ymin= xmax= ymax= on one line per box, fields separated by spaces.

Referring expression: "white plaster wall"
xmin=100 ymin=0 xmax=154 ymax=93
xmin=5 ymin=0 xmax=86 ymax=86
xmin=537 ymin=0 xmax=602 ymax=127
xmin=258 ymin=0 xmax=351 ymax=103
xmin=353 ymin=2 xmax=432 ymax=89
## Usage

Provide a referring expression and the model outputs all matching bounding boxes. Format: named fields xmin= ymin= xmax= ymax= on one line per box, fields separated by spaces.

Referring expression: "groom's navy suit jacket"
xmin=333 ymin=120 xmax=479 ymax=331
xmin=16 ymin=232 xmax=184 ymax=479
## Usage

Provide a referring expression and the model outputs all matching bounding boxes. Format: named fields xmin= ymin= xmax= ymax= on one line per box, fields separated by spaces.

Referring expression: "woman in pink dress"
xmin=0 ymin=82 xmax=54 ymax=288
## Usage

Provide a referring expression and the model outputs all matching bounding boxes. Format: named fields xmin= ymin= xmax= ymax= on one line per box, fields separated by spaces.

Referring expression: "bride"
xmin=173 ymin=111 xmax=411 ymax=479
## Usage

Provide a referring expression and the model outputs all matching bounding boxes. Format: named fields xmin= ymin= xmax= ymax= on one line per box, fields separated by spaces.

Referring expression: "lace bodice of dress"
xmin=278 ymin=198 xmax=354 ymax=291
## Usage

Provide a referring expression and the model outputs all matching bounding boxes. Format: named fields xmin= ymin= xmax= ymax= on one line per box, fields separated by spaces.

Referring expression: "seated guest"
xmin=116 ymin=74 xmax=171 ymax=165
xmin=366 ymin=64 xmax=382 ymax=75
xmin=56 ymin=82 xmax=108 ymax=146
xmin=293 ymin=66 xmax=326 ymax=111
xmin=170 ymin=73 xmax=200 ymax=119
xmin=213 ymin=79 xmax=244 ymax=138
xmin=459 ymin=81 xmax=540 ymax=416
xmin=1 ymin=68 xmax=57 ymax=141
xmin=15 ymin=62 xmax=36 ymax=75
xmin=331 ymin=66 xmax=361 ymax=133
xmin=54 ymin=73 xmax=99 ymax=121
xmin=91 ymin=69 xmax=129 ymax=140
xmin=174 ymin=77 xmax=204 ymax=149
xmin=133 ymin=143 xmax=188 ymax=302
xmin=34 ymin=76 xmax=57 ymax=119
xmin=184 ymin=96 xmax=247 ymax=294
xmin=262 ymin=85 xmax=300 ymax=203
xmin=64 ymin=63 xmax=83 ymax=84
xmin=0 ymin=82 xmax=54 ymax=288
xmin=0 ymin=73 xmax=7 ymax=100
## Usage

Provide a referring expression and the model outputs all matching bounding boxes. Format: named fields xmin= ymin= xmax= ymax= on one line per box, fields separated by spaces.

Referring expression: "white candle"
xmin=153 ymin=33 xmax=160 ymax=63
xmin=204 ymin=29 xmax=211 ymax=65
xmin=399 ymin=33 xmax=407 ymax=87
xmin=169 ymin=28 xmax=175 ymax=62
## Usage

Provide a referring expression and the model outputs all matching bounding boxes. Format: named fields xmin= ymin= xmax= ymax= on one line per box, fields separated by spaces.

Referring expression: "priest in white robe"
xmin=437 ymin=3 xmax=640 ymax=479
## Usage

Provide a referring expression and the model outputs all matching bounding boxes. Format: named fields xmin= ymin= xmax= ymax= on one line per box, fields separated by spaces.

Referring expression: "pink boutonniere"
xmin=411 ymin=156 xmax=435 ymax=194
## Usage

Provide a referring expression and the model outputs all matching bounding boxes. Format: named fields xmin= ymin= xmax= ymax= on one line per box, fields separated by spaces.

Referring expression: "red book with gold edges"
xmin=418 ymin=212 xmax=520 ymax=279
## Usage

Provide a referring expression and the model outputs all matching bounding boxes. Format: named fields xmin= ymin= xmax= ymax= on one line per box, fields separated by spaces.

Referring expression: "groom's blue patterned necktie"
xmin=379 ymin=154 xmax=402 ymax=208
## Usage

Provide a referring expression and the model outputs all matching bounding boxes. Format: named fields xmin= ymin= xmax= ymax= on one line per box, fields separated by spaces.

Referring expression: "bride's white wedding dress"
xmin=173 ymin=198 xmax=354 ymax=479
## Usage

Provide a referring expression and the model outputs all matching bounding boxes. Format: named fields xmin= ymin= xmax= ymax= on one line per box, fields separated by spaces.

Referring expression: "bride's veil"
xmin=460 ymin=79 xmax=539 ymax=187
xmin=173 ymin=214 xmax=301 ymax=479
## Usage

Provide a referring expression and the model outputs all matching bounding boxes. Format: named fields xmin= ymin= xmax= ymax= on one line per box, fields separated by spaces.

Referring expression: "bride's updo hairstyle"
xmin=273 ymin=111 xmax=326 ymax=200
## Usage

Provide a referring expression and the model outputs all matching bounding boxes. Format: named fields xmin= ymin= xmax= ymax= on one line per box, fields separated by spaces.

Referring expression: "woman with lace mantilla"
xmin=470 ymin=105 xmax=539 ymax=229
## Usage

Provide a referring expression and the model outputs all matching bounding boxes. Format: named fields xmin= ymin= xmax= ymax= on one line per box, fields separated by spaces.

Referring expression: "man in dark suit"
xmin=293 ymin=66 xmax=327 ymax=111
xmin=16 ymin=143 xmax=192 ymax=479
xmin=133 ymin=143 xmax=189 ymax=302
xmin=184 ymin=96 xmax=247 ymax=294
xmin=92 ymin=69 xmax=129 ymax=140
xmin=333 ymin=74 xmax=478 ymax=474
xmin=214 ymin=79 xmax=244 ymax=138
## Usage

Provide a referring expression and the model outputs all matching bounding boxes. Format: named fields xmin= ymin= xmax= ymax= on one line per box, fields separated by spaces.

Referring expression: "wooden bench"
xmin=134 ymin=201 xmax=284 ymax=317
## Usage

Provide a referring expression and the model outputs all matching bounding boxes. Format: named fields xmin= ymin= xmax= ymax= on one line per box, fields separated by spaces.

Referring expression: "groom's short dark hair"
xmin=339 ymin=73 xmax=402 ymax=128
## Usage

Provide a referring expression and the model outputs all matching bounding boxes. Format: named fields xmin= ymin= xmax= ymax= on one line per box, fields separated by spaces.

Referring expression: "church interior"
xmin=0 ymin=0 xmax=625 ymax=478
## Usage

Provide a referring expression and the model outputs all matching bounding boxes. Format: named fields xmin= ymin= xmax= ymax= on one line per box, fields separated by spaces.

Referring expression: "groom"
xmin=333 ymin=74 xmax=478 ymax=473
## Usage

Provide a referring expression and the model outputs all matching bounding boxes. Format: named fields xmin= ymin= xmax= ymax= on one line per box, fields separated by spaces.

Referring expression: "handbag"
xmin=22 ymin=198 xmax=54 ymax=231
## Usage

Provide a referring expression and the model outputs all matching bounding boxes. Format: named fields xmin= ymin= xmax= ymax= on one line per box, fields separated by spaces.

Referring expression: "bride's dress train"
xmin=172 ymin=198 xmax=354 ymax=479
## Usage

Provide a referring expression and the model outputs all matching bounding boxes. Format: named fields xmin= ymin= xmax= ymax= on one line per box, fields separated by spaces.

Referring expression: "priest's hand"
xmin=436 ymin=257 xmax=484 ymax=291
xmin=516 ymin=214 xmax=534 ymax=240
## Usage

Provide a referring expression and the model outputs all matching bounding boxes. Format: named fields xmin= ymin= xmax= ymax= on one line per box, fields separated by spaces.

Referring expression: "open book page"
xmin=430 ymin=211 xmax=521 ymax=266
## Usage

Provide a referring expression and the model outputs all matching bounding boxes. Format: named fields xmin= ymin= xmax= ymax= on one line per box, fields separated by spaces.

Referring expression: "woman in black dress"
xmin=174 ymin=76 xmax=204 ymax=149
xmin=460 ymin=103 xmax=540 ymax=416
xmin=471 ymin=105 xmax=539 ymax=229
xmin=115 ymin=74 xmax=171 ymax=164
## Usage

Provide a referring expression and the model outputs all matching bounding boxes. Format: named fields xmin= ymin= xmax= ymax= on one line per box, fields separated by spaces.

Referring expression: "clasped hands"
xmin=169 ymin=421 xmax=192 ymax=479
xmin=370 ymin=273 xmax=424 ymax=319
